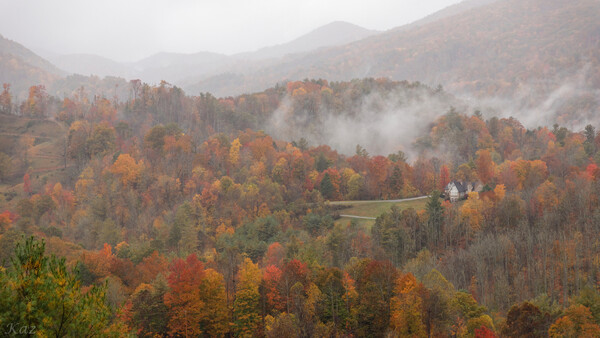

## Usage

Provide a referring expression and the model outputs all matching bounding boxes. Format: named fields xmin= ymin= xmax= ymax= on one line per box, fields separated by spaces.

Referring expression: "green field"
xmin=331 ymin=197 xmax=428 ymax=228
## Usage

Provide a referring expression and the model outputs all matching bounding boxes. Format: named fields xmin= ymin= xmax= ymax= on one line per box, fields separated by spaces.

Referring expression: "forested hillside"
xmin=3 ymin=0 xmax=599 ymax=127
xmin=2 ymin=78 xmax=600 ymax=336
xmin=188 ymin=0 xmax=600 ymax=115
xmin=0 ymin=34 xmax=63 ymax=97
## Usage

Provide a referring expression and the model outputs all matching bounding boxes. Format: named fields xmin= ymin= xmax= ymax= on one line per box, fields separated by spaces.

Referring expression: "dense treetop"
xmin=1 ymin=78 xmax=600 ymax=336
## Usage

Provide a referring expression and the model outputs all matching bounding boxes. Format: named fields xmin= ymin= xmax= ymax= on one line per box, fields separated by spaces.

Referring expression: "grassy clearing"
xmin=334 ymin=198 xmax=428 ymax=217
xmin=332 ymin=197 xmax=429 ymax=230
xmin=30 ymin=138 xmax=65 ymax=158
xmin=334 ymin=217 xmax=375 ymax=229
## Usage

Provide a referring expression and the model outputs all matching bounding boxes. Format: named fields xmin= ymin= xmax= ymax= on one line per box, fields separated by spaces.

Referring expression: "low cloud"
xmin=267 ymin=85 xmax=462 ymax=157
xmin=464 ymin=65 xmax=600 ymax=132
xmin=267 ymin=67 xmax=600 ymax=159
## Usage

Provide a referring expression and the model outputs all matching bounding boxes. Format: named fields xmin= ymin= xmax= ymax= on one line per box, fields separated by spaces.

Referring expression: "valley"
xmin=1 ymin=0 xmax=600 ymax=336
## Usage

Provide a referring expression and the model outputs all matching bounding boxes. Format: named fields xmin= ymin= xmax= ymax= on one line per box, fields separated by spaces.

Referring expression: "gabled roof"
xmin=448 ymin=180 xmax=468 ymax=193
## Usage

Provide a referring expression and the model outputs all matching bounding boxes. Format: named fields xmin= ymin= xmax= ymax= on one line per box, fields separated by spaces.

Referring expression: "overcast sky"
xmin=0 ymin=0 xmax=462 ymax=62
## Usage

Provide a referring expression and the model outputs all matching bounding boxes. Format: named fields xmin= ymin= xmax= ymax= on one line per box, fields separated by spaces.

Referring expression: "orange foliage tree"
xmin=390 ymin=273 xmax=427 ymax=336
xmin=476 ymin=149 xmax=495 ymax=184
xmin=110 ymin=154 xmax=144 ymax=186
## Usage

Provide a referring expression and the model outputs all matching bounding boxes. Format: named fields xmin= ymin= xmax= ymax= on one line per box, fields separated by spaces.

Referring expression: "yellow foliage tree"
xmin=234 ymin=257 xmax=262 ymax=337
xmin=110 ymin=154 xmax=144 ymax=186
xmin=494 ymin=184 xmax=506 ymax=201
xmin=200 ymin=269 xmax=230 ymax=336
xmin=460 ymin=192 xmax=484 ymax=233
xmin=229 ymin=138 xmax=241 ymax=167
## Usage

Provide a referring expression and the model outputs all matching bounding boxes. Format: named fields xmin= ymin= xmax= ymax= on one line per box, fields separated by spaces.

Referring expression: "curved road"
xmin=339 ymin=215 xmax=377 ymax=220
xmin=328 ymin=195 xmax=429 ymax=205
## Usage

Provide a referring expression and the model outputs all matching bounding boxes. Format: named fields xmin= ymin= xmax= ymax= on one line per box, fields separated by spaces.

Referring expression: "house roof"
xmin=448 ymin=180 xmax=470 ymax=193
xmin=454 ymin=181 xmax=467 ymax=193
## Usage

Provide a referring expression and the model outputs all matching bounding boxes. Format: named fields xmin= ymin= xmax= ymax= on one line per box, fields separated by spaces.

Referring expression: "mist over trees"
xmin=1 ymin=74 xmax=600 ymax=336
xmin=1 ymin=0 xmax=600 ymax=335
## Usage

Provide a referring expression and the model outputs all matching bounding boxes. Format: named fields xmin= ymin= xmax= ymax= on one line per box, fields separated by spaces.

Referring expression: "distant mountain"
xmin=47 ymin=51 xmax=232 ymax=86
xmin=135 ymin=51 xmax=227 ymax=69
xmin=0 ymin=35 xmax=64 ymax=97
xmin=41 ymin=21 xmax=379 ymax=89
xmin=47 ymin=53 xmax=130 ymax=79
xmin=236 ymin=21 xmax=379 ymax=60
xmin=132 ymin=51 xmax=232 ymax=85
xmin=0 ymin=34 xmax=64 ymax=76
xmin=186 ymin=0 xmax=600 ymax=106
xmin=4 ymin=0 xmax=599 ymax=125
xmin=0 ymin=35 xmax=131 ymax=100
xmin=394 ymin=0 xmax=500 ymax=32
xmin=1 ymin=19 xmax=380 ymax=99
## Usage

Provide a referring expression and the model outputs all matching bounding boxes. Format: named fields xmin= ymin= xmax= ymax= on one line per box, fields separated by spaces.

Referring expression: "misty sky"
xmin=1 ymin=0 xmax=461 ymax=62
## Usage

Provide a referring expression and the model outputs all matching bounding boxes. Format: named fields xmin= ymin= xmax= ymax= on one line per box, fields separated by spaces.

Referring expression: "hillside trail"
xmin=0 ymin=132 xmax=54 ymax=140
xmin=30 ymin=164 xmax=74 ymax=174
xmin=338 ymin=215 xmax=377 ymax=220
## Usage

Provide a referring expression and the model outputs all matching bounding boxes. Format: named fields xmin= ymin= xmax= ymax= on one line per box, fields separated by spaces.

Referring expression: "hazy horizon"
xmin=0 ymin=0 xmax=462 ymax=62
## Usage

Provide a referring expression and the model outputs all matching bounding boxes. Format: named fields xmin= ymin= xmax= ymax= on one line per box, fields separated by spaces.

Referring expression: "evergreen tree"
xmin=0 ymin=236 xmax=124 ymax=336
xmin=387 ymin=165 xmax=404 ymax=197
xmin=315 ymin=153 xmax=330 ymax=172
xmin=426 ymin=191 xmax=443 ymax=248
xmin=320 ymin=173 xmax=334 ymax=200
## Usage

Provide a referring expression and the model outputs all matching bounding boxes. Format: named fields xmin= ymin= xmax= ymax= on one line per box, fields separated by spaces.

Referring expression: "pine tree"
xmin=426 ymin=190 xmax=443 ymax=248
xmin=320 ymin=173 xmax=334 ymax=200
xmin=388 ymin=165 xmax=404 ymax=197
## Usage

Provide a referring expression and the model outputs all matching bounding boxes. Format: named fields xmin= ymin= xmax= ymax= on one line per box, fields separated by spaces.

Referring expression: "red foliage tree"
xmin=164 ymin=253 xmax=206 ymax=337
xmin=474 ymin=325 xmax=497 ymax=338
xmin=23 ymin=173 xmax=31 ymax=195
xmin=439 ymin=165 xmax=450 ymax=190
xmin=263 ymin=265 xmax=284 ymax=314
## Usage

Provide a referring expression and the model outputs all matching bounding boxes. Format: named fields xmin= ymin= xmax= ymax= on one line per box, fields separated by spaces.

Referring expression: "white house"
xmin=445 ymin=181 xmax=483 ymax=202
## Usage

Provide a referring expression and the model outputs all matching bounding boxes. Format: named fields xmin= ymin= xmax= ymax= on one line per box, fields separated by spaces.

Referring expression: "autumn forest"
xmin=1 ymin=0 xmax=600 ymax=335
xmin=0 ymin=75 xmax=600 ymax=338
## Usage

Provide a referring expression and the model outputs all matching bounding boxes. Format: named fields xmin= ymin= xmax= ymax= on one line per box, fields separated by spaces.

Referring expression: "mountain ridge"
xmin=234 ymin=21 xmax=380 ymax=60
xmin=0 ymin=34 xmax=64 ymax=97
xmin=38 ymin=21 xmax=379 ymax=87
xmin=184 ymin=0 xmax=600 ymax=103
